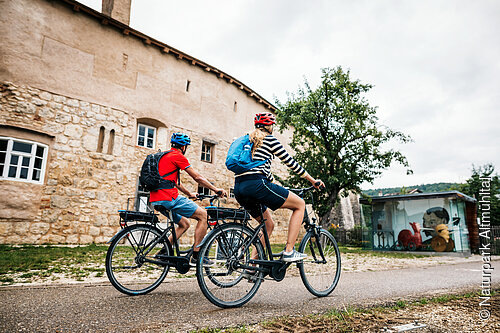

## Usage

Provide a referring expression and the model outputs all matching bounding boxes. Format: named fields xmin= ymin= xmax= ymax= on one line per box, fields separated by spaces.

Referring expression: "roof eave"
xmin=59 ymin=0 xmax=277 ymax=112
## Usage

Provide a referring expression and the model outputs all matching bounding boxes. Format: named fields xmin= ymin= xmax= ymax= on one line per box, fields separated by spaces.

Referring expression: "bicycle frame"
xmin=223 ymin=186 xmax=328 ymax=280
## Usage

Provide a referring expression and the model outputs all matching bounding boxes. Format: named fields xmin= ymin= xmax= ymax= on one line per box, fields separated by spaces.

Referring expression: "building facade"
xmin=0 ymin=0 xmax=295 ymax=244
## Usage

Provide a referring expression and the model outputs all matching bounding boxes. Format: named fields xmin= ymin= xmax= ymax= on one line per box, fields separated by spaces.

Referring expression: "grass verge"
xmin=190 ymin=291 xmax=498 ymax=333
xmin=0 ymin=244 xmax=107 ymax=284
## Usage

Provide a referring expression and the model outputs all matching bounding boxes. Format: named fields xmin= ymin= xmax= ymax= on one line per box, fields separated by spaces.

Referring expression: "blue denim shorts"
xmin=234 ymin=175 xmax=289 ymax=218
xmin=152 ymin=196 xmax=199 ymax=223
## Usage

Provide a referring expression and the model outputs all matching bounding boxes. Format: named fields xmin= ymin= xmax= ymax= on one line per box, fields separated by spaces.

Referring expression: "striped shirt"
xmin=236 ymin=135 xmax=306 ymax=181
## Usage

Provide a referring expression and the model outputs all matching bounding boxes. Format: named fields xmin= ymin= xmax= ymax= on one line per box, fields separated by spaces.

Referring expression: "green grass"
xmin=0 ymin=244 xmax=108 ymax=284
xmin=0 ymin=242 xmax=449 ymax=285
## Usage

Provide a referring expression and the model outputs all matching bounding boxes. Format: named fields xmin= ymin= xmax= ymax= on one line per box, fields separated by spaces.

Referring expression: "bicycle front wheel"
xmin=106 ymin=224 xmax=171 ymax=295
xmin=196 ymin=223 xmax=264 ymax=308
xmin=298 ymin=228 xmax=341 ymax=297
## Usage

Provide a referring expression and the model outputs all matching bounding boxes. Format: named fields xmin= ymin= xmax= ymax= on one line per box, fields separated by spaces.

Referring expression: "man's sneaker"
xmin=282 ymin=250 xmax=308 ymax=262
xmin=241 ymin=269 xmax=259 ymax=283
xmin=190 ymin=256 xmax=215 ymax=267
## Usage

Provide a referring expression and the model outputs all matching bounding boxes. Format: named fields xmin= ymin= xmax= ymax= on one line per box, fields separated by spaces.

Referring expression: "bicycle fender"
xmin=106 ymin=230 xmax=123 ymax=244
xmin=195 ymin=233 xmax=211 ymax=249
xmin=298 ymin=227 xmax=327 ymax=249
xmin=196 ymin=222 xmax=243 ymax=249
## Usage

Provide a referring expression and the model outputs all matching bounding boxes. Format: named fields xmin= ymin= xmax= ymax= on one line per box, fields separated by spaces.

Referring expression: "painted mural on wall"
xmin=371 ymin=197 xmax=471 ymax=252
xmin=396 ymin=207 xmax=456 ymax=252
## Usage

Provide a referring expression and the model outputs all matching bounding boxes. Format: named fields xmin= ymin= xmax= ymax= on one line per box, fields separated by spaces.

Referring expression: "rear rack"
xmin=118 ymin=210 xmax=159 ymax=223
xmin=206 ymin=207 xmax=250 ymax=223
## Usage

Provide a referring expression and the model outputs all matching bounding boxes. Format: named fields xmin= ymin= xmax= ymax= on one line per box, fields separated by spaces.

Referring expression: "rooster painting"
xmin=397 ymin=222 xmax=423 ymax=251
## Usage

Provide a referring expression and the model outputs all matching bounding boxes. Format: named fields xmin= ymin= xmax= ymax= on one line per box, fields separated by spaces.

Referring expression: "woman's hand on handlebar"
xmin=311 ymin=179 xmax=325 ymax=190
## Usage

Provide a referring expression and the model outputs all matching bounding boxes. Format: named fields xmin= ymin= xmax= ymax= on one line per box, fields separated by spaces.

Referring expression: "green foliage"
xmin=450 ymin=163 xmax=500 ymax=226
xmin=275 ymin=66 xmax=411 ymax=224
xmin=363 ymin=182 xmax=458 ymax=196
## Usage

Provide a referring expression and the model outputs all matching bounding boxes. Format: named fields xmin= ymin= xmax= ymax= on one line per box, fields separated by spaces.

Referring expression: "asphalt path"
xmin=1 ymin=259 xmax=498 ymax=333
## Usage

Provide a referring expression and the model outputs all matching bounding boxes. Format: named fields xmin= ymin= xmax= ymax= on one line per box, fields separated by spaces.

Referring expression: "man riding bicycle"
xmin=150 ymin=132 xmax=227 ymax=265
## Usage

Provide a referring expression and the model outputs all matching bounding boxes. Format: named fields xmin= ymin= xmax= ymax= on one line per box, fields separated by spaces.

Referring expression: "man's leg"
xmin=168 ymin=217 xmax=190 ymax=244
xmin=190 ymin=207 xmax=208 ymax=254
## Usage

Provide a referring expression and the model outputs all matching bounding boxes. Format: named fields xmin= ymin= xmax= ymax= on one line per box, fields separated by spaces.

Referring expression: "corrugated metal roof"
xmin=359 ymin=190 xmax=477 ymax=204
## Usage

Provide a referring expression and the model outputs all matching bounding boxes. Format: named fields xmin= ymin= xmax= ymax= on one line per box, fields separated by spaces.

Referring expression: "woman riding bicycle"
xmin=233 ymin=112 xmax=324 ymax=262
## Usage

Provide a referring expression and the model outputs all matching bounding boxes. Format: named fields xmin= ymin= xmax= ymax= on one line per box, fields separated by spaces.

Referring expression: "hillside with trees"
xmin=363 ymin=182 xmax=458 ymax=196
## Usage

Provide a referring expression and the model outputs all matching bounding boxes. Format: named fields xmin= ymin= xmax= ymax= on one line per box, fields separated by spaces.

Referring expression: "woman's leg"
xmin=279 ymin=191 xmax=306 ymax=253
xmin=251 ymin=209 xmax=274 ymax=260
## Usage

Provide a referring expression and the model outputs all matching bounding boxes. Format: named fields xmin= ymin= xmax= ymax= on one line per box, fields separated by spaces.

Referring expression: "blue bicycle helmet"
xmin=170 ymin=132 xmax=191 ymax=146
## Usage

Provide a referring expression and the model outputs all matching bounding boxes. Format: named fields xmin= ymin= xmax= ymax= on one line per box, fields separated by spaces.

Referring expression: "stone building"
xmin=0 ymin=0 xmax=296 ymax=244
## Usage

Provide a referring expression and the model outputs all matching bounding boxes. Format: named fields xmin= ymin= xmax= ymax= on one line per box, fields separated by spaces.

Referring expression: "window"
xmin=186 ymin=80 xmax=191 ymax=92
xmin=201 ymin=141 xmax=214 ymax=163
xmin=137 ymin=124 xmax=156 ymax=149
xmin=229 ymin=188 xmax=235 ymax=199
xmin=107 ymin=129 xmax=115 ymax=155
xmin=197 ymin=186 xmax=211 ymax=196
xmin=135 ymin=178 xmax=151 ymax=213
xmin=97 ymin=126 xmax=105 ymax=153
xmin=0 ymin=137 xmax=48 ymax=184
xmin=233 ymin=101 xmax=238 ymax=112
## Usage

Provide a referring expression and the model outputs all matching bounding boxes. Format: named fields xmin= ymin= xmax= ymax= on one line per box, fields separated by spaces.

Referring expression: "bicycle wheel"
xmin=298 ymin=228 xmax=341 ymax=297
xmin=196 ymin=223 xmax=264 ymax=308
xmin=106 ymin=224 xmax=171 ymax=295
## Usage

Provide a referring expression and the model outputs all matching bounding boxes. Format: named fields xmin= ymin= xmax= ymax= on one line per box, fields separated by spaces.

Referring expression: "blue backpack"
xmin=225 ymin=135 xmax=267 ymax=174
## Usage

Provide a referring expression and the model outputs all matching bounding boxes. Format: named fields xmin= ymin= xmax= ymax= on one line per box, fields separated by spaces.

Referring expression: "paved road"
xmin=1 ymin=260 xmax=498 ymax=332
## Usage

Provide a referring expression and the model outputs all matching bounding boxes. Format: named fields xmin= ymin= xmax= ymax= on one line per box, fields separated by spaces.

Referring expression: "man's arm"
xmin=184 ymin=167 xmax=227 ymax=197
xmin=175 ymin=182 xmax=197 ymax=198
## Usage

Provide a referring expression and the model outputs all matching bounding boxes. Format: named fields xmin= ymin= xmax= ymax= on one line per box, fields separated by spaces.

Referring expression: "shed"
xmin=360 ymin=191 xmax=478 ymax=253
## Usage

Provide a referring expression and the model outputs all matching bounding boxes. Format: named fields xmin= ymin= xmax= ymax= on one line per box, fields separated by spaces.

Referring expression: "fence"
xmin=330 ymin=227 xmax=364 ymax=247
xmin=492 ymin=226 xmax=500 ymax=255
xmin=330 ymin=226 xmax=500 ymax=253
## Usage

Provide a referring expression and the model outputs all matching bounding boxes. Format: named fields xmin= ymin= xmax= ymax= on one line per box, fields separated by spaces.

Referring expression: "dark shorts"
xmin=233 ymin=175 xmax=289 ymax=218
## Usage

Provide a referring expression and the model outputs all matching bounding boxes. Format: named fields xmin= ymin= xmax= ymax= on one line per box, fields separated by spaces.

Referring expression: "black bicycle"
xmin=105 ymin=194 xmax=249 ymax=296
xmin=195 ymin=185 xmax=341 ymax=308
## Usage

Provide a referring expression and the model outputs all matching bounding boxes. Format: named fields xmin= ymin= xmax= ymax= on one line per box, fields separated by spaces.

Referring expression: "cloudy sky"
xmin=82 ymin=0 xmax=500 ymax=190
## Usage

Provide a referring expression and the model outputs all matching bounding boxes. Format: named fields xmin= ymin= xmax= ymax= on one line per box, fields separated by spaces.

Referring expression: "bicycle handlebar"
xmin=287 ymin=182 xmax=325 ymax=198
xmin=195 ymin=194 xmax=219 ymax=201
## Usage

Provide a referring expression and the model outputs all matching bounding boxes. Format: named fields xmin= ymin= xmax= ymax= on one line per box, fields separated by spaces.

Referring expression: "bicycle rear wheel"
xmin=298 ymin=228 xmax=341 ymax=297
xmin=106 ymin=224 xmax=171 ymax=295
xmin=196 ymin=223 xmax=264 ymax=308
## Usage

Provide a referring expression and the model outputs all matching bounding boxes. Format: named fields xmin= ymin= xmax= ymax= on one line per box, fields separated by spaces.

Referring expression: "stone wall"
xmin=0 ymin=82 xmax=294 ymax=245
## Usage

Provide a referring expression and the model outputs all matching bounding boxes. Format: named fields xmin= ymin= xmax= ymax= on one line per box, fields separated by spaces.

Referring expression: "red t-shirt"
xmin=149 ymin=148 xmax=191 ymax=202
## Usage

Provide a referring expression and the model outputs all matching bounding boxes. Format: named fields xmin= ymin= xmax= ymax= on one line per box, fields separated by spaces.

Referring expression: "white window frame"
xmin=197 ymin=185 xmax=211 ymax=196
xmin=137 ymin=124 xmax=157 ymax=149
xmin=201 ymin=141 xmax=213 ymax=163
xmin=0 ymin=137 xmax=48 ymax=184
xmin=229 ymin=187 xmax=235 ymax=199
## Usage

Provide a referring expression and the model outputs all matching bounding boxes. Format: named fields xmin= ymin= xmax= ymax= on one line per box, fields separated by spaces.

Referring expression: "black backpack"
xmin=139 ymin=150 xmax=179 ymax=192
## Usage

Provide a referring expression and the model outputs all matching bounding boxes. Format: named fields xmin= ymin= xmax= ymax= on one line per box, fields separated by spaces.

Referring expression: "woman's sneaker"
xmin=282 ymin=250 xmax=308 ymax=262
xmin=190 ymin=256 xmax=215 ymax=267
